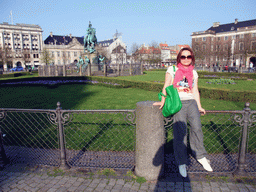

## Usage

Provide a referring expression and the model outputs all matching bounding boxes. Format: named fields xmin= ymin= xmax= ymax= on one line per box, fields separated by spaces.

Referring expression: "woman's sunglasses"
xmin=181 ymin=55 xmax=192 ymax=60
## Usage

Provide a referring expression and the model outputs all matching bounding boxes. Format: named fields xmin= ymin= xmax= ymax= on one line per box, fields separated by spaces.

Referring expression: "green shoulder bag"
xmin=158 ymin=65 xmax=182 ymax=117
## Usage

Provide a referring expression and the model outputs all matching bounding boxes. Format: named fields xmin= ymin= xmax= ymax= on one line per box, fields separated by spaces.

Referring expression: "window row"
xmin=52 ymin=51 xmax=77 ymax=57
xmin=195 ymin=33 xmax=256 ymax=42
xmin=196 ymin=41 xmax=256 ymax=51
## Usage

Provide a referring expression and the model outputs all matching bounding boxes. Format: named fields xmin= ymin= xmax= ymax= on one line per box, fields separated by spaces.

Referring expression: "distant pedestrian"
xmin=154 ymin=47 xmax=213 ymax=177
xmin=249 ymin=62 xmax=253 ymax=72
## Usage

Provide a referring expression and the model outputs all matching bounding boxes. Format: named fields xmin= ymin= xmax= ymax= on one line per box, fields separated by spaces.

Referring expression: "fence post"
xmin=130 ymin=63 xmax=132 ymax=75
xmin=63 ymin=65 xmax=66 ymax=77
xmin=88 ymin=63 xmax=91 ymax=76
xmin=55 ymin=65 xmax=58 ymax=76
xmin=140 ymin=63 xmax=143 ymax=75
xmin=43 ymin=65 xmax=45 ymax=76
xmin=135 ymin=101 xmax=165 ymax=181
xmin=0 ymin=130 xmax=9 ymax=167
xmin=118 ymin=64 xmax=120 ymax=76
xmin=56 ymin=102 xmax=70 ymax=170
xmin=233 ymin=102 xmax=250 ymax=176
xmin=104 ymin=64 xmax=107 ymax=77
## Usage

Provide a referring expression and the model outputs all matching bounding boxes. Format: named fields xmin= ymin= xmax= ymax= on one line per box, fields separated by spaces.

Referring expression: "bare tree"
xmin=40 ymin=49 xmax=54 ymax=65
xmin=130 ymin=42 xmax=140 ymax=63
xmin=21 ymin=49 xmax=31 ymax=67
xmin=0 ymin=47 xmax=13 ymax=71
xmin=96 ymin=44 xmax=110 ymax=63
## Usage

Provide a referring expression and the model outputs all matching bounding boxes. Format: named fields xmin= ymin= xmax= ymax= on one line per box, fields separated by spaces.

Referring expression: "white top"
xmin=166 ymin=66 xmax=198 ymax=100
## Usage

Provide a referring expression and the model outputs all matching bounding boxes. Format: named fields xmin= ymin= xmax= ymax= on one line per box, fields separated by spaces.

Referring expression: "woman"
xmin=154 ymin=47 xmax=213 ymax=177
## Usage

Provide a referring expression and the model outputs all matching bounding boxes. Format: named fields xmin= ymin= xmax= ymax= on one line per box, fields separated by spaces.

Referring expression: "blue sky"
xmin=1 ymin=0 xmax=256 ymax=53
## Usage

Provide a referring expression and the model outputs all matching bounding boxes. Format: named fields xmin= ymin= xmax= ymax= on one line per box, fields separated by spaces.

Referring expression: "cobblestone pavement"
xmin=0 ymin=164 xmax=255 ymax=192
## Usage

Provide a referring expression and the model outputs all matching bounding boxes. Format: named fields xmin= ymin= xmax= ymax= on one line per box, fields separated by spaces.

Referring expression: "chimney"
xmin=50 ymin=32 xmax=53 ymax=37
xmin=69 ymin=33 xmax=72 ymax=38
xmin=213 ymin=22 xmax=220 ymax=27
xmin=235 ymin=18 xmax=238 ymax=24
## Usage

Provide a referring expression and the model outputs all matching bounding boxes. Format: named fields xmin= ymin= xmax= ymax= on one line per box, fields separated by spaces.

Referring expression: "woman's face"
xmin=180 ymin=50 xmax=192 ymax=67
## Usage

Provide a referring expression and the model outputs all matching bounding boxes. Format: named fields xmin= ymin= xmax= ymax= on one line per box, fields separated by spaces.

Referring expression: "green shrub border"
xmin=0 ymin=72 xmax=38 ymax=78
xmin=198 ymin=71 xmax=256 ymax=80
xmin=1 ymin=75 xmax=255 ymax=103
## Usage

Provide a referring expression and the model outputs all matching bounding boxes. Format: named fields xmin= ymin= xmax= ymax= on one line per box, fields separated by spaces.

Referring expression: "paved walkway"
xmin=0 ymin=164 xmax=255 ymax=192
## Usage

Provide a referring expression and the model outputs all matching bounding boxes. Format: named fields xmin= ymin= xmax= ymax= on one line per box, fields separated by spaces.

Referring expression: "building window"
xmin=202 ymin=44 xmax=206 ymax=51
xmin=240 ymin=34 xmax=244 ymax=39
xmin=252 ymin=33 xmax=256 ymax=38
xmin=218 ymin=37 xmax=221 ymax=41
xmin=251 ymin=41 xmax=256 ymax=51
xmin=202 ymin=37 xmax=206 ymax=41
xmin=195 ymin=38 xmax=198 ymax=42
xmin=68 ymin=51 xmax=70 ymax=57
xmin=52 ymin=51 xmax=54 ymax=57
xmin=232 ymin=35 xmax=236 ymax=39
xmin=239 ymin=42 xmax=244 ymax=50
xmin=224 ymin=44 xmax=228 ymax=51
xmin=74 ymin=52 xmax=77 ymax=57
xmin=211 ymin=37 xmax=214 ymax=42
xmin=211 ymin=45 xmax=214 ymax=51
xmin=57 ymin=51 xmax=60 ymax=57
xmin=224 ymin=36 xmax=228 ymax=41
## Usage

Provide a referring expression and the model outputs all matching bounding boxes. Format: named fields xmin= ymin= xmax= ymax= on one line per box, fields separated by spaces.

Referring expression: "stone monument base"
xmin=82 ymin=52 xmax=100 ymax=72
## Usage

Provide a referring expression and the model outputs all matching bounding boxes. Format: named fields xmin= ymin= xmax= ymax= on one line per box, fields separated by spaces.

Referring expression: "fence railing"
xmin=0 ymin=102 xmax=255 ymax=177
xmin=38 ymin=63 xmax=143 ymax=77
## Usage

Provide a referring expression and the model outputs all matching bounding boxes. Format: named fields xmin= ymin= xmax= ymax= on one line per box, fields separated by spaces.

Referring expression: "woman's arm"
xmin=192 ymin=78 xmax=206 ymax=115
xmin=153 ymin=72 xmax=172 ymax=109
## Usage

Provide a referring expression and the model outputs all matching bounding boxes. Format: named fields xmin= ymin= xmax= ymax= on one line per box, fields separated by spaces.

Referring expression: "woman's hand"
xmin=198 ymin=107 xmax=206 ymax=115
xmin=153 ymin=101 xmax=165 ymax=109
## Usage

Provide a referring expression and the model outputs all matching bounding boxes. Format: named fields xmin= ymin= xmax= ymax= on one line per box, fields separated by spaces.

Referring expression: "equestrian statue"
xmin=84 ymin=21 xmax=97 ymax=53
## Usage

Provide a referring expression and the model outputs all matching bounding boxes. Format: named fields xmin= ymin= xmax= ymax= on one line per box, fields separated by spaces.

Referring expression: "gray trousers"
xmin=173 ymin=99 xmax=207 ymax=165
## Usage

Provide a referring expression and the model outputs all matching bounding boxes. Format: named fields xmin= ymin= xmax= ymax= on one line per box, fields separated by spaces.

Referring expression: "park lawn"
xmin=115 ymin=71 xmax=256 ymax=92
xmin=0 ymin=84 xmax=255 ymax=110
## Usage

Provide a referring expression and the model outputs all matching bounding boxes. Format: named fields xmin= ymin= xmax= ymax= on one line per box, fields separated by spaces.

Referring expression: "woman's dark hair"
xmin=176 ymin=47 xmax=195 ymax=66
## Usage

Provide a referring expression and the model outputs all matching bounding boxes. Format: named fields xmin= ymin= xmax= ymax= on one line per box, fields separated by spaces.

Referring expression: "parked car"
xmin=10 ymin=66 xmax=24 ymax=72
xmin=228 ymin=66 xmax=238 ymax=73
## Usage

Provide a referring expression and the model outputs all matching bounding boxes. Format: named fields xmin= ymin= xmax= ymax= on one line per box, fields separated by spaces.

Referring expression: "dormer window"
xmin=231 ymin=27 xmax=235 ymax=31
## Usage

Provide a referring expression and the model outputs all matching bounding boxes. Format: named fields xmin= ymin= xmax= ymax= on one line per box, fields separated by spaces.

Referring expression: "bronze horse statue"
xmin=84 ymin=22 xmax=97 ymax=53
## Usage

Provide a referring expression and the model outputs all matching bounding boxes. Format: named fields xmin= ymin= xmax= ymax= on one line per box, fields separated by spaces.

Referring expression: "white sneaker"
xmin=197 ymin=157 xmax=213 ymax=172
xmin=178 ymin=164 xmax=187 ymax=177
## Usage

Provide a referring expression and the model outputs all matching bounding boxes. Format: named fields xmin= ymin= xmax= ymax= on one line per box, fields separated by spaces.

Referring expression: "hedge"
xmin=0 ymin=76 xmax=255 ymax=103
xmin=0 ymin=72 xmax=38 ymax=79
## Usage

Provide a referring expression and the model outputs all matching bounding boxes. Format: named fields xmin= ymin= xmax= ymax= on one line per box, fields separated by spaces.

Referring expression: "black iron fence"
xmin=0 ymin=102 xmax=255 ymax=174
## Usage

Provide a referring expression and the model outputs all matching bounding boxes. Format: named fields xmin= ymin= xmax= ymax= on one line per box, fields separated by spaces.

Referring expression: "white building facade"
xmin=0 ymin=22 xmax=43 ymax=70
xmin=44 ymin=33 xmax=127 ymax=65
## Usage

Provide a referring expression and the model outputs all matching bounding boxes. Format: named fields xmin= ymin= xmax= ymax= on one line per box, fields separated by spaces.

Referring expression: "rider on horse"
xmin=84 ymin=21 xmax=97 ymax=53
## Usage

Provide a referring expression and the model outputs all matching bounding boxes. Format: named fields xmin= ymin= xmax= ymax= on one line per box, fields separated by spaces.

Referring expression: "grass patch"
xmin=126 ymin=171 xmax=147 ymax=183
xmin=97 ymin=168 xmax=117 ymax=177
xmin=47 ymin=168 xmax=65 ymax=177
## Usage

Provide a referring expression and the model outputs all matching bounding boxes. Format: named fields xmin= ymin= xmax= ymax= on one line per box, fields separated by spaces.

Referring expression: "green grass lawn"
xmin=1 ymin=84 xmax=255 ymax=110
xmin=115 ymin=71 xmax=256 ymax=92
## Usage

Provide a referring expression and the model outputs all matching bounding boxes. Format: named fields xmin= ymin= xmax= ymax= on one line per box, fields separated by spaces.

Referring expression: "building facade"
xmin=0 ymin=22 xmax=43 ymax=70
xmin=192 ymin=19 xmax=256 ymax=68
xmin=44 ymin=33 xmax=127 ymax=65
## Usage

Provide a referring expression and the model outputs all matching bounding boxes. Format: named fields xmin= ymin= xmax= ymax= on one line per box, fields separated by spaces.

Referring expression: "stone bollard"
xmin=135 ymin=101 xmax=165 ymax=181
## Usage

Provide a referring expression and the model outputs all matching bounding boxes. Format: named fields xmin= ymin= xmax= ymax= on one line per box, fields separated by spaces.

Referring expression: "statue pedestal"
xmin=89 ymin=52 xmax=100 ymax=72
xmin=82 ymin=52 xmax=100 ymax=73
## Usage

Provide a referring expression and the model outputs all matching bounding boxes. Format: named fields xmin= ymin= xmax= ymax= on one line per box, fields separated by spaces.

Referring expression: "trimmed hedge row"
xmin=0 ymin=72 xmax=36 ymax=78
xmin=1 ymin=76 xmax=255 ymax=103
xmin=198 ymin=71 xmax=256 ymax=80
